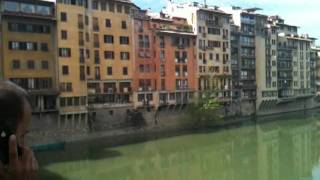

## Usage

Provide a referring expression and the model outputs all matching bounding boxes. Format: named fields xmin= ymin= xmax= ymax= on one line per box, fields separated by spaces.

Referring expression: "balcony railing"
xmin=175 ymin=58 xmax=188 ymax=64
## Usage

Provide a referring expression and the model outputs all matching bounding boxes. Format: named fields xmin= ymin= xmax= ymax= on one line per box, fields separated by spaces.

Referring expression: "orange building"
xmin=132 ymin=11 xmax=197 ymax=108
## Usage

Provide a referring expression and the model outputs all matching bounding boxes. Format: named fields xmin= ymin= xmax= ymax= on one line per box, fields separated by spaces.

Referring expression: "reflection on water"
xmin=37 ymin=111 xmax=320 ymax=180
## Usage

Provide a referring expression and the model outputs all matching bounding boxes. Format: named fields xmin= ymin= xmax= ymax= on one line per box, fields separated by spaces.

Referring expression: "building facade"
xmin=132 ymin=10 xmax=197 ymax=108
xmin=163 ymin=2 xmax=233 ymax=104
xmin=0 ymin=0 xmax=59 ymax=114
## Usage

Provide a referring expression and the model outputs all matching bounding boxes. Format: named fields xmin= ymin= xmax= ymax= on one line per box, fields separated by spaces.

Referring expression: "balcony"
xmin=241 ymin=18 xmax=255 ymax=25
xmin=103 ymin=87 xmax=117 ymax=94
xmin=241 ymin=64 xmax=255 ymax=69
xmin=241 ymin=31 xmax=255 ymax=36
xmin=241 ymin=53 xmax=255 ymax=58
xmin=240 ymin=76 xmax=256 ymax=81
xmin=240 ymin=42 xmax=255 ymax=47
xmin=138 ymin=87 xmax=153 ymax=92
xmin=175 ymin=57 xmax=188 ymax=64
xmin=206 ymin=20 xmax=222 ymax=27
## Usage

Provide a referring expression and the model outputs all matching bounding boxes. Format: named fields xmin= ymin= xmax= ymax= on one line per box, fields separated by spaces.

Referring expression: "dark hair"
xmin=0 ymin=81 xmax=30 ymax=133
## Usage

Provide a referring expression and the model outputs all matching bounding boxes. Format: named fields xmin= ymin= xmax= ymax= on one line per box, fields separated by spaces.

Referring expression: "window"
xmin=12 ymin=60 xmax=20 ymax=69
xmin=208 ymin=28 xmax=220 ymax=35
xmin=26 ymin=42 xmax=37 ymax=51
xmin=107 ymin=67 xmax=113 ymax=75
xmin=121 ymin=21 xmax=127 ymax=29
xmin=123 ymin=67 xmax=128 ymax=75
xmin=59 ymin=48 xmax=71 ymax=57
xmin=61 ymin=30 xmax=67 ymax=39
xmin=60 ymin=98 xmax=66 ymax=107
xmin=41 ymin=43 xmax=48 ymax=51
xmin=104 ymin=51 xmax=114 ymax=59
xmin=92 ymin=1 xmax=98 ymax=10
xmin=104 ymin=35 xmax=114 ymax=43
xmin=62 ymin=66 xmax=69 ymax=75
xmin=41 ymin=60 xmax=49 ymax=69
xmin=67 ymin=97 xmax=73 ymax=106
xmin=120 ymin=36 xmax=129 ymax=44
xmin=80 ymin=66 xmax=86 ymax=81
xmin=27 ymin=60 xmax=35 ymax=69
xmin=108 ymin=2 xmax=114 ymax=12
xmin=87 ymin=66 xmax=91 ymax=75
xmin=21 ymin=3 xmax=35 ymax=14
xmin=120 ymin=52 xmax=130 ymax=60
xmin=9 ymin=41 xmax=19 ymax=50
xmin=117 ymin=4 xmax=122 ymax=13
xmin=74 ymin=97 xmax=80 ymax=106
xmin=105 ymin=19 xmax=111 ymax=27
xmin=78 ymin=14 xmax=84 ymax=29
xmin=36 ymin=5 xmax=51 ymax=16
xmin=61 ymin=12 xmax=67 ymax=22
xmin=160 ymin=50 xmax=165 ymax=61
xmin=4 ymin=2 xmax=19 ymax=12
xmin=125 ymin=6 xmax=130 ymax=14
xmin=93 ymin=17 xmax=99 ymax=31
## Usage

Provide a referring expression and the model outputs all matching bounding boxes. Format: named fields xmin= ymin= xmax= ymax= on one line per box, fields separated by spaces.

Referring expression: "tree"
xmin=186 ymin=91 xmax=222 ymax=128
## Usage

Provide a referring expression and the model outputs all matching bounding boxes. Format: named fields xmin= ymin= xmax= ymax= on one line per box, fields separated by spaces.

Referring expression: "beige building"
xmin=163 ymin=2 xmax=233 ymax=103
xmin=257 ymin=16 xmax=315 ymax=110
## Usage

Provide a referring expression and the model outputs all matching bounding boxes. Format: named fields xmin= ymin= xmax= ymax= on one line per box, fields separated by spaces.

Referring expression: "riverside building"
xmin=163 ymin=2 xmax=233 ymax=104
xmin=0 ymin=0 xmax=59 ymax=115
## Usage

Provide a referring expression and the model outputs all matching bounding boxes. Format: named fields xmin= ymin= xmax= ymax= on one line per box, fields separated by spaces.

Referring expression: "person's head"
xmin=0 ymin=81 xmax=32 ymax=146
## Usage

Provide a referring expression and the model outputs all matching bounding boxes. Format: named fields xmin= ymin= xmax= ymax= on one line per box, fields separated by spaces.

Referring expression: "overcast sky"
xmin=133 ymin=0 xmax=320 ymax=44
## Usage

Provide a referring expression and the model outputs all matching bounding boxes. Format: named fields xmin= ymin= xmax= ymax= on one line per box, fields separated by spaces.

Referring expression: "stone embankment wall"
xmin=27 ymin=97 xmax=320 ymax=145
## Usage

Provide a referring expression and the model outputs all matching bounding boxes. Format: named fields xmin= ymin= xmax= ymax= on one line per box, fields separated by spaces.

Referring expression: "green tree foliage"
xmin=186 ymin=91 xmax=222 ymax=128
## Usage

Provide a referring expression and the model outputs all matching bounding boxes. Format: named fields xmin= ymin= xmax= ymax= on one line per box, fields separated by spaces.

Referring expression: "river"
xmin=36 ymin=110 xmax=320 ymax=180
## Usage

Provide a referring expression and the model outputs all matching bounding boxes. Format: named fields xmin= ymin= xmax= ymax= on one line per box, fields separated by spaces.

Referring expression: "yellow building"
xmin=87 ymin=0 xmax=137 ymax=108
xmin=56 ymin=0 xmax=138 ymax=127
xmin=56 ymin=0 xmax=88 ymax=126
xmin=0 ymin=0 xmax=59 ymax=113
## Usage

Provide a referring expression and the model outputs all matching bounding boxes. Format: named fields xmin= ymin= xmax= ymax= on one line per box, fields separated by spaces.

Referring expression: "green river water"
xmin=36 ymin=111 xmax=320 ymax=180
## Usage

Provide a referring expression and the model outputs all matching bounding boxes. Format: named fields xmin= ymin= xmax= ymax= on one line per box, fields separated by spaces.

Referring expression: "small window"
xmin=92 ymin=1 xmax=98 ymax=10
xmin=108 ymin=2 xmax=114 ymax=12
xmin=12 ymin=59 xmax=20 ymax=69
xmin=107 ymin=66 xmax=113 ymax=75
xmin=62 ymin=65 xmax=69 ymax=75
xmin=117 ymin=4 xmax=122 ymax=13
xmin=105 ymin=19 xmax=111 ymax=27
xmin=123 ymin=67 xmax=128 ymax=75
xmin=120 ymin=52 xmax=130 ymax=60
xmin=124 ymin=6 xmax=130 ymax=14
xmin=41 ymin=43 xmax=48 ymax=51
xmin=61 ymin=12 xmax=67 ymax=22
xmin=104 ymin=51 xmax=114 ymax=59
xmin=61 ymin=30 xmax=67 ymax=40
xmin=119 ymin=36 xmax=129 ymax=45
xmin=27 ymin=60 xmax=35 ymax=69
xmin=59 ymin=48 xmax=71 ymax=57
xmin=41 ymin=60 xmax=49 ymax=69
xmin=121 ymin=21 xmax=127 ymax=29
xmin=104 ymin=35 xmax=114 ymax=43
